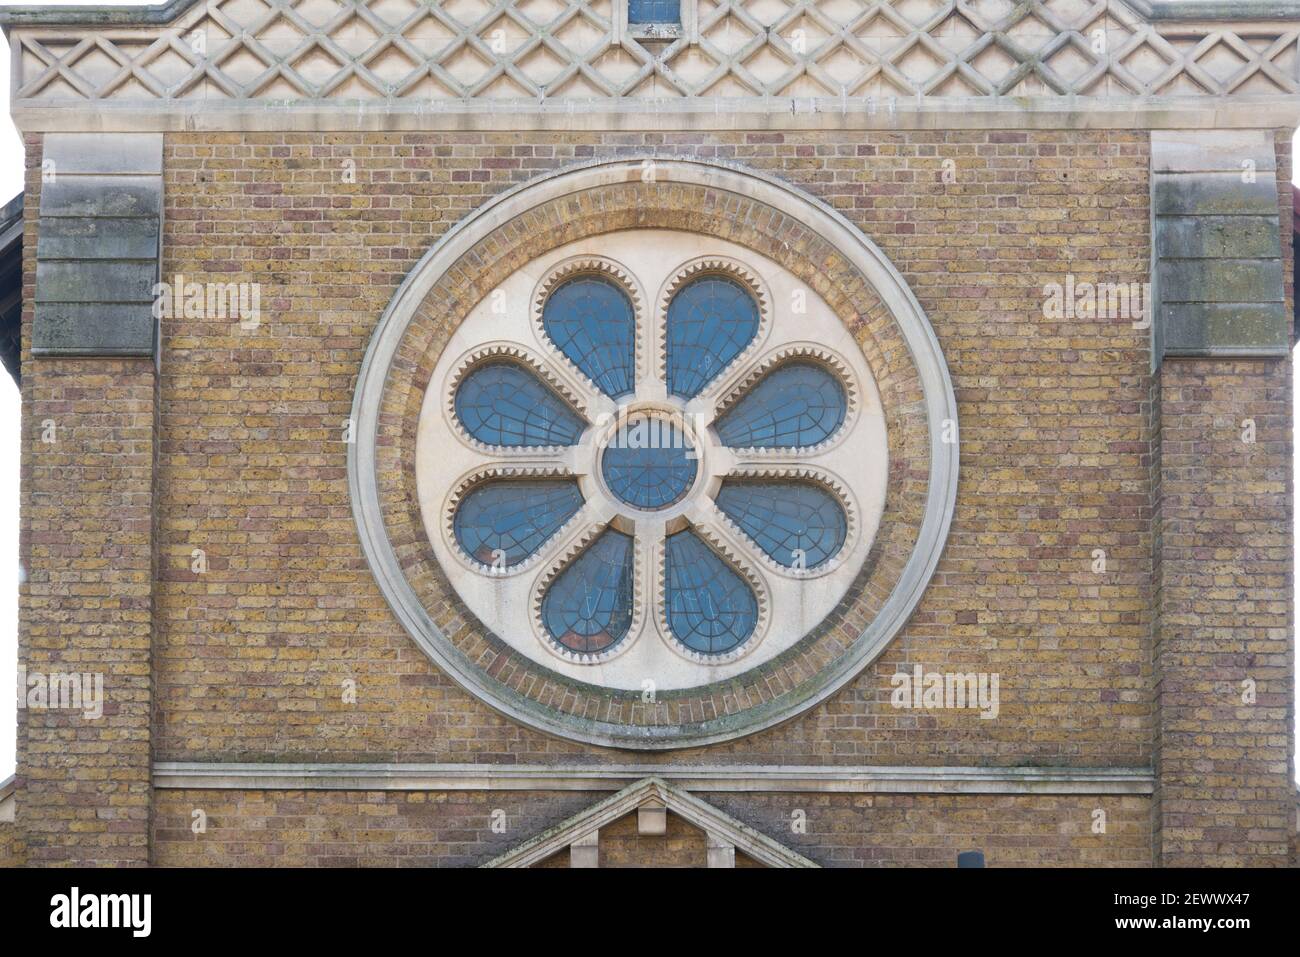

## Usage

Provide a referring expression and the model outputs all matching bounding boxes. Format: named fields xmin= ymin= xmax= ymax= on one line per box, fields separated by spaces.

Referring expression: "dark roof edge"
xmin=0 ymin=192 xmax=23 ymax=236
xmin=2 ymin=0 xmax=1300 ymax=27
xmin=1130 ymin=1 xmax=1300 ymax=18
xmin=0 ymin=0 xmax=200 ymax=27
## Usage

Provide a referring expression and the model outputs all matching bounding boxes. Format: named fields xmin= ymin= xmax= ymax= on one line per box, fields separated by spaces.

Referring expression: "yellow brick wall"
xmin=151 ymin=788 xmax=1151 ymax=867
xmin=0 ymin=822 xmax=24 ymax=867
xmin=152 ymin=130 xmax=1154 ymax=766
xmin=13 ymin=127 xmax=1295 ymax=866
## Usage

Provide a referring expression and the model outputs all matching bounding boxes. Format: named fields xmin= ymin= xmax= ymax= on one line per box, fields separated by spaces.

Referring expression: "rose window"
xmin=417 ymin=231 xmax=889 ymax=690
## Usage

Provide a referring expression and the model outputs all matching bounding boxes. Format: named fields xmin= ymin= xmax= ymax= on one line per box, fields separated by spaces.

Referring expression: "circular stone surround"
xmin=415 ymin=229 xmax=888 ymax=688
xmin=350 ymin=157 xmax=959 ymax=749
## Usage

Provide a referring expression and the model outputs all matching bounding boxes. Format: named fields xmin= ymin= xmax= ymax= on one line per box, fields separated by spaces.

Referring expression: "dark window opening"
xmin=628 ymin=1 xmax=681 ymax=25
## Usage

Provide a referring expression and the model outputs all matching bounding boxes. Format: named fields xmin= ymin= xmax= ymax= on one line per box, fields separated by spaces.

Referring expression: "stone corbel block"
xmin=1150 ymin=131 xmax=1288 ymax=362
xmin=706 ymin=832 xmax=735 ymax=868
xmin=637 ymin=801 xmax=667 ymax=835
xmin=569 ymin=830 xmax=599 ymax=868
xmin=31 ymin=133 xmax=163 ymax=357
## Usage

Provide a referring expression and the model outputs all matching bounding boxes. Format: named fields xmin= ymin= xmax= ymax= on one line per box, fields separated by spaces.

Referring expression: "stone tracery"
xmin=426 ymin=236 xmax=883 ymax=678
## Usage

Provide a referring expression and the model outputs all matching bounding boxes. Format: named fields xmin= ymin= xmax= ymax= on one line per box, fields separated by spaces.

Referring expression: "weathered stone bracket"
xmin=32 ymin=132 xmax=162 ymax=357
xmin=1150 ymin=130 xmax=1287 ymax=363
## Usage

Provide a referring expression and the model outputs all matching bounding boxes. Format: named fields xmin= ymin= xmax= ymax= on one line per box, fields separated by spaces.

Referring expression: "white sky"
xmin=0 ymin=3 xmax=1296 ymax=784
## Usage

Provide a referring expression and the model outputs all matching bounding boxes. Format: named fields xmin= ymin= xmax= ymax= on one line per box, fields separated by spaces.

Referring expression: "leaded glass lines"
xmin=455 ymin=362 xmax=586 ymax=447
xmin=665 ymin=276 xmax=760 ymax=399
xmin=600 ymin=415 xmax=698 ymax=510
xmin=714 ymin=481 xmax=847 ymax=570
xmin=714 ymin=362 xmax=847 ymax=449
xmin=542 ymin=530 xmax=635 ymax=654
xmin=453 ymin=480 xmax=584 ymax=567
xmin=541 ymin=276 xmax=636 ymax=398
xmin=664 ymin=531 xmax=758 ymax=655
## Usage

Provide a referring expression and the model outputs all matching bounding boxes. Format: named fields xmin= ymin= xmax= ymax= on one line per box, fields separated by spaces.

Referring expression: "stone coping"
xmin=2 ymin=0 xmax=1297 ymax=26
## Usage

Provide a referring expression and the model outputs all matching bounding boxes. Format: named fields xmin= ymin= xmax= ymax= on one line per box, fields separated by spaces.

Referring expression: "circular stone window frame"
xmin=349 ymin=157 xmax=959 ymax=751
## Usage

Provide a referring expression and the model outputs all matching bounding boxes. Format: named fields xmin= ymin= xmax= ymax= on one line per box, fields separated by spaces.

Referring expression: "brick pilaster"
xmin=14 ymin=133 xmax=159 ymax=865
xmin=1152 ymin=358 xmax=1294 ymax=866
xmin=16 ymin=357 xmax=157 ymax=865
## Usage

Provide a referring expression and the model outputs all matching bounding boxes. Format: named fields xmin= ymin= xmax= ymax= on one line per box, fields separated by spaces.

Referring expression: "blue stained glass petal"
xmin=714 ymin=362 xmax=847 ymax=449
xmin=714 ymin=481 xmax=846 ymax=570
xmin=542 ymin=530 xmax=635 ymax=654
xmin=453 ymin=481 xmax=584 ymax=568
xmin=455 ymin=362 xmax=586 ymax=447
xmin=666 ymin=276 xmax=759 ymax=399
xmin=664 ymin=531 xmax=758 ymax=655
xmin=542 ymin=276 xmax=636 ymax=398
xmin=600 ymin=415 xmax=697 ymax=511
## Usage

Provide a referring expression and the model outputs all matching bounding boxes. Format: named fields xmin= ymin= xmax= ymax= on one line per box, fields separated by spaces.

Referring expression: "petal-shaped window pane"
xmin=454 ymin=362 xmax=586 ymax=447
xmin=454 ymin=480 xmax=584 ymax=567
xmin=714 ymin=362 xmax=846 ymax=449
xmin=664 ymin=531 xmax=758 ymax=655
xmin=542 ymin=529 xmax=635 ymax=654
xmin=715 ymin=481 xmax=846 ymax=569
xmin=666 ymin=276 xmax=759 ymax=399
xmin=542 ymin=276 xmax=636 ymax=398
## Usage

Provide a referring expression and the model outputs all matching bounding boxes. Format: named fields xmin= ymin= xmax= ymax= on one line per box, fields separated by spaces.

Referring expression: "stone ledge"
xmin=9 ymin=97 xmax=1300 ymax=134
xmin=153 ymin=762 xmax=1157 ymax=795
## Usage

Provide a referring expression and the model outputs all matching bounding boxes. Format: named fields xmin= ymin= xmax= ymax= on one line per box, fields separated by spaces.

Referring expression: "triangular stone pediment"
xmin=483 ymin=776 xmax=817 ymax=868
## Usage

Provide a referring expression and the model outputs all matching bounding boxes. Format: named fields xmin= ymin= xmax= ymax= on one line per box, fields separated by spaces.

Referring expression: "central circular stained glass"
xmin=600 ymin=415 xmax=697 ymax=510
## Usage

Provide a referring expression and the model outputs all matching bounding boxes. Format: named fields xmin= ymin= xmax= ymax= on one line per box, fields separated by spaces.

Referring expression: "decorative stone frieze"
xmin=2 ymin=1 xmax=1299 ymax=130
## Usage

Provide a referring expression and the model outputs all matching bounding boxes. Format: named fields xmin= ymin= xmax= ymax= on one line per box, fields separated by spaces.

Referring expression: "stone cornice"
xmin=11 ymin=98 xmax=1300 ymax=133
xmin=3 ymin=0 xmax=1298 ymax=28
xmin=1131 ymin=1 xmax=1300 ymax=21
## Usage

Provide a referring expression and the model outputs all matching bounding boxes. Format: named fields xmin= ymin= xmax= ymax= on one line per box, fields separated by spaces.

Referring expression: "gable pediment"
xmin=484 ymin=777 xmax=818 ymax=868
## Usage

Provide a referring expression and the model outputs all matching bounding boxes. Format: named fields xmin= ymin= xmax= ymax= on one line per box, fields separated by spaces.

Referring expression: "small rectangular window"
xmin=628 ymin=0 xmax=681 ymax=25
